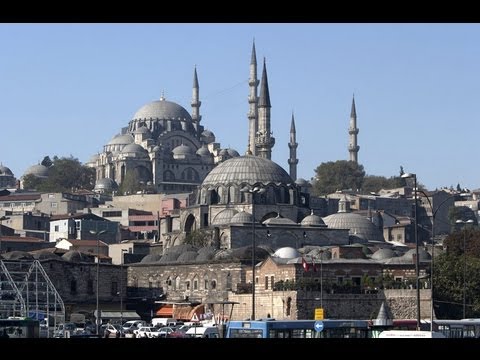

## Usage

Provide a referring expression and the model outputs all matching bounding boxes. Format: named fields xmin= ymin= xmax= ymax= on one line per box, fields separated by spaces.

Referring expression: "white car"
xmin=135 ymin=326 xmax=161 ymax=338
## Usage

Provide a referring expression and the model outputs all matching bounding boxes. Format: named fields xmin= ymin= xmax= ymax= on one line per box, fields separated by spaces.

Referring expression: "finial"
xmin=160 ymin=90 xmax=165 ymax=101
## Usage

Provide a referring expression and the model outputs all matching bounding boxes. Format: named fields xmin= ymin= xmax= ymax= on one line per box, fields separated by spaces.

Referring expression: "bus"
xmin=225 ymin=319 xmax=370 ymax=338
xmin=434 ymin=319 xmax=480 ymax=338
xmin=0 ymin=317 xmax=40 ymax=338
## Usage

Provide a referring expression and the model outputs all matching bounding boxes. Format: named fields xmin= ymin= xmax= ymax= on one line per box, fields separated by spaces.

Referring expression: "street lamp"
xmin=415 ymin=191 xmax=456 ymax=332
xmin=455 ymin=219 xmax=474 ymax=319
xmin=240 ymin=185 xmax=265 ymax=320
xmin=120 ymin=249 xmax=128 ymax=325
xmin=401 ymin=172 xmax=421 ymax=330
xmin=319 ymin=249 xmax=324 ymax=309
xmin=90 ymin=228 xmax=107 ymax=335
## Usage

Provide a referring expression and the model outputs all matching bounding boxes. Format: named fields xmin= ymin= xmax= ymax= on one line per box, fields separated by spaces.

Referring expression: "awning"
xmin=155 ymin=305 xmax=173 ymax=317
xmin=94 ymin=311 xmax=140 ymax=320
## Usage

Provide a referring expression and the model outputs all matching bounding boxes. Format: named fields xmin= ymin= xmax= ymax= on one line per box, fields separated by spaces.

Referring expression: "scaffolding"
xmin=0 ymin=259 xmax=65 ymax=336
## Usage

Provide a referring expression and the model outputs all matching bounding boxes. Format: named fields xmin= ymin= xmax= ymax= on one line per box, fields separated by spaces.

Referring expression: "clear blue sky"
xmin=0 ymin=23 xmax=478 ymax=191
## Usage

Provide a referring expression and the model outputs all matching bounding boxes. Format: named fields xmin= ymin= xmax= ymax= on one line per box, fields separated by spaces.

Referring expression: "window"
xmin=211 ymin=280 xmax=217 ymax=289
xmin=54 ymin=225 xmax=59 ymax=232
xmin=204 ymin=279 xmax=209 ymax=290
xmin=186 ymin=281 xmax=190 ymax=290
xmin=265 ymin=276 xmax=269 ymax=290
xmin=87 ymin=279 xmax=94 ymax=294
xmin=70 ymin=280 xmax=77 ymax=294
xmin=271 ymin=276 xmax=275 ymax=289
xmin=111 ymin=281 xmax=118 ymax=296
xmin=51 ymin=202 xmax=57 ymax=208
xmin=194 ymin=279 xmax=198 ymax=290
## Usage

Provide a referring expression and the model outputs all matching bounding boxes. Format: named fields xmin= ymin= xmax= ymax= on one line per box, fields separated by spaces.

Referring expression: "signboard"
xmin=314 ymin=321 xmax=324 ymax=332
xmin=191 ymin=313 xmax=199 ymax=322
xmin=314 ymin=308 xmax=324 ymax=320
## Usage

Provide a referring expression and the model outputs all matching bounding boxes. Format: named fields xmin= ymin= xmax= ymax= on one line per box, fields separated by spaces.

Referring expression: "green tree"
xmin=311 ymin=160 xmax=365 ymax=196
xmin=22 ymin=156 xmax=95 ymax=192
xmin=183 ymin=229 xmax=211 ymax=247
xmin=434 ymin=228 xmax=480 ymax=318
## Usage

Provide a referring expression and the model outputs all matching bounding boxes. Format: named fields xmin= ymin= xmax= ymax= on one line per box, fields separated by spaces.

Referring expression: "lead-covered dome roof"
xmin=132 ymin=97 xmax=192 ymax=122
xmin=201 ymin=156 xmax=293 ymax=187
xmin=323 ymin=212 xmax=385 ymax=242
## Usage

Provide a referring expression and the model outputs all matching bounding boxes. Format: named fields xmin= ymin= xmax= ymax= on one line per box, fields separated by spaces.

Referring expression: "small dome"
xmin=172 ymin=144 xmax=194 ymax=156
xmin=196 ymin=247 xmax=216 ymax=262
xmin=163 ymin=244 xmax=198 ymax=257
xmin=2 ymin=251 xmax=34 ymax=260
xmin=371 ymin=248 xmax=397 ymax=260
xmin=262 ymin=216 xmax=297 ymax=226
xmin=0 ymin=165 xmax=13 ymax=176
xmin=94 ymin=178 xmax=119 ymax=192
xmin=140 ymin=254 xmax=162 ymax=263
xmin=196 ymin=146 xmax=211 ymax=156
xmin=219 ymin=149 xmax=228 ymax=156
xmin=274 ymin=247 xmax=300 ymax=259
xmin=87 ymin=153 xmax=99 ymax=164
xmin=24 ymin=164 xmax=49 ymax=178
xmin=107 ymin=134 xmax=134 ymax=146
xmin=201 ymin=129 xmax=215 ymax=143
xmin=133 ymin=98 xmax=192 ymax=122
xmin=121 ymin=143 xmax=149 ymax=158
xmin=227 ymin=149 xmax=240 ymax=157
xmin=323 ymin=212 xmax=385 ymax=242
xmin=33 ymin=251 xmax=61 ymax=260
xmin=301 ymin=210 xmax=326 ymax=226
xmin=62 ymin=250 xmax=93 ymax=263
xmin=177 ymin=251 xmax=198 ymax=263
xmin=295 ymin=178 xmax=311 ymax=187
xmin=402 ymin=248 xmax=431 ymax=261
xmin=214 ymin=249 xmax=234 ymax=261
xmin=230 ymin=211 xmax=253 ymax=224
xmin=212 ymin=209 xmax=238 ymax=226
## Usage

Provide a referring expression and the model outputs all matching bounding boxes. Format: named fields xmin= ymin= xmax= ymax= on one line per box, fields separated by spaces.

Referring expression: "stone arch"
xmin=163 ymin=170 xmax=175 ymax=181
xmin=184 ymin=214 xmax=196 ymax=234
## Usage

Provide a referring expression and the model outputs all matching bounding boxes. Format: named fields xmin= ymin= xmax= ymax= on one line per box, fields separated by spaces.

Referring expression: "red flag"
xmin=312 ymin=257 xmax=317 ymax=272
xmin=302 ymin=257 xmax=309 ymax=272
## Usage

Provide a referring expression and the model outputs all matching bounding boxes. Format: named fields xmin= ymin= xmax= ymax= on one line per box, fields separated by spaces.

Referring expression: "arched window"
xmin=175 ymin=276 xmax=181 ymax=290
xmin=211 ymin=280 xmax=217 ymax=290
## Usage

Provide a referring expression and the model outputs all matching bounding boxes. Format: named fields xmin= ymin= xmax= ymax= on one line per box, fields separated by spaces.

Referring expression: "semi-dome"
xmin=212 ymin=209 xmax=239 ymax=226
xmin=132 ymin=98 xmax=192 ymax=122
xmin=295 ymin=178 xmax=311 ymax=187
xmin=121 ymin=143 xmax=149 ymax=158
xmin=172 ymin=144 xmax=194 ymax=156
xmin=196 ymin=146 xmax=211 ymax=156
xmin=371 ymin=248 xmax=397 ymax=260
xmin=0 ymin=165 xmax=13 ymax=176
xmin=323 ymin=212 xmax=385 ymax=242
xmin=107 ymin=134 xmax=134 ymax=146
xmin=24 ymin=164 xmax=49 ymax=178
xmin=230 ymin=210 xmax=253 ymax=224
xmin=274 ymin=247 xmax=300 ymax=259
xmin=227 ymin=149 xmax=240 ymax=157
xmin=201 ymin=156 xmax=293 ymax=187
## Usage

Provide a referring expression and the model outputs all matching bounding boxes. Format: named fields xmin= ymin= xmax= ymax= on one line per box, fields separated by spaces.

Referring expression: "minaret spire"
xmin=191 ymin=65 xmax=202 ymax=133
xmin=348 ymin=94 xmax=359 ymax=163
xmin=256 ymin=58 xmax=275 ymax=160
xmin=288 ymin=112 xmax=298 ymax=181
xmin=248 ymin=40 xmax=259 ymax=156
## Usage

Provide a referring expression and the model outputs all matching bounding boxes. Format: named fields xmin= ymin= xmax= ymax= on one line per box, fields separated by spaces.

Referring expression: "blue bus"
xmin=225 ymin=319 xmax=370 ymax=338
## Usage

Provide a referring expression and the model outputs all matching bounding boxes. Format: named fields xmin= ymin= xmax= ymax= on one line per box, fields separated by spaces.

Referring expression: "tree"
xmin=183 ymin=229 xmax=211 ymax=247
xmin=311 ymin=160 xmax=365 ymax=196
xmin=434 ymin=228 xmax=480 ymax=318
xmin=22 ymin=156 xmax=95 ymax=192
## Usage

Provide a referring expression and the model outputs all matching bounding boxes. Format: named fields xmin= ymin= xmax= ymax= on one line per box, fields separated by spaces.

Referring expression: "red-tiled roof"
xmin=0 ymin=236 xmax=47 ymax=243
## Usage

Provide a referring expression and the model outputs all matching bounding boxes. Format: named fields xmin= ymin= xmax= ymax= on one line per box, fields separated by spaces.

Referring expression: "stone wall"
xmin=227 ymin=288 xmax=431 ymax=321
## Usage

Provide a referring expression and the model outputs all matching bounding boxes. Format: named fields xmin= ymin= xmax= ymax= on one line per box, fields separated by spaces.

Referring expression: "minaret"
xmin=247 ymin=41 xmax=259 ymax=156
xmin=348 ymin=95 xmax=360 ymax=163
xmin=288 ymin=112 xmax=298 ymax=181
xmin=191 ymin=66 xmax=202 ymax=134
xmin=256 ymin=58 xmax=275 ymax=159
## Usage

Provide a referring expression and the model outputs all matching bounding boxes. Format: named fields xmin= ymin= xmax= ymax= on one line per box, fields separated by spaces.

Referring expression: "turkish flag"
xmin=302 ymin=257 xmax=309 ymax=272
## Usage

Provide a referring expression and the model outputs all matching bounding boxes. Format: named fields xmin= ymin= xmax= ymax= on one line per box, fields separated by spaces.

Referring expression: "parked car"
xmin=122 ymin=320 xmax=146 ymax=333
xmin=135 ymin=326 xmax=161 ymax=338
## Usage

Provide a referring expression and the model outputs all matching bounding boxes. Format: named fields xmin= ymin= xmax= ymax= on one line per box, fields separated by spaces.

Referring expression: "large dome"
xmin=202 ymin=156 xmax=293 ymax=187
xmin=132 ymin=98 xmax=192 ymax=122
